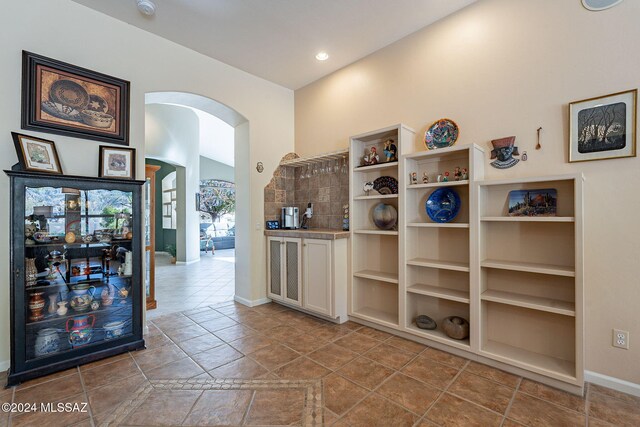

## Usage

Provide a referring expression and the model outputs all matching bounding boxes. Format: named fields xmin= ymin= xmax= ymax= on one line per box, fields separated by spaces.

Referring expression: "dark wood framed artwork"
xmin=22 ymin=51 xmax=130 ymax=145
xmin=11 ymin=132 xmax=63 ymax=174
xmin=99 ymin=145 xmax=136 ymax=179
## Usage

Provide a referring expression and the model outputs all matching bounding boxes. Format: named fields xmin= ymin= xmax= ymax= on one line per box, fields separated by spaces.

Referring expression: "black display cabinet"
xmin=4 ymin=170 xmax=145 ymax=386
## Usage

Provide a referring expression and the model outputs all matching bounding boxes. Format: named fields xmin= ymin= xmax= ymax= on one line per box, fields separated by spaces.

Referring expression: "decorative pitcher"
xmin=66 ymin=315 xmax=95 ymax=348
xmin=69 ymin=285 xmax=95 ymax=312
xmin=34 ymin=328 xmax=60 ymax=357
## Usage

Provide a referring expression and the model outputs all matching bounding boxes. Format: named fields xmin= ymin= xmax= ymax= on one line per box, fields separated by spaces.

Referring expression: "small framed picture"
xmin=11 ymin=132 xmax=63 ymax=174
xmin=98 ymin=145 xmax=136 ymax=179
xmin=569 ymin=89 xmax=637 ymax=162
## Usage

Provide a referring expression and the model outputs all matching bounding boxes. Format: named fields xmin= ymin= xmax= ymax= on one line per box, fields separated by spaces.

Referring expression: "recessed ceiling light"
xmin=315 ymin=52 xmax=329 ymax=61
xmin=137 ymin=0 xmax=157 ymax=16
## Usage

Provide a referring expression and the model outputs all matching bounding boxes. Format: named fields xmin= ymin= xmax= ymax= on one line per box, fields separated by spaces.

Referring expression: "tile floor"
xmin=147 ymin=250 xmax=235 ymax=319
xmin=2 ymin=301 xmax=640 ymax=426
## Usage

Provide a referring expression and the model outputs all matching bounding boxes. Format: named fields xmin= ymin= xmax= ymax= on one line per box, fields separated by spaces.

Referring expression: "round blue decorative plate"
xmin=424 ymin=118 xmax=459 ymax=150
xmin=425 ymin=188 xmax=461 ymax=223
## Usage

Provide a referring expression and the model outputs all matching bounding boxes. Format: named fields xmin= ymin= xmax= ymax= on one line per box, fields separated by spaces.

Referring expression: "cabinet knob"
xmin=303 ymin=244 xmax=307 ymax=246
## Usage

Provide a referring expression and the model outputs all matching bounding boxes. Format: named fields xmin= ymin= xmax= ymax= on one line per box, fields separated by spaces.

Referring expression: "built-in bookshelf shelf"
xmin=481 ymin=216 xmax=575 ymax=223
xmin=353 ymin=270 xmax=399 ymax=284
xmin=352 ymin=306 xmax=399 ymax=328
xmin=353 ymin=229 xmax=399 ymax=236
xmin=407 ymin=258 xmax=470 ymax=272
xmin=407 ymin=222 xmax=469 ymax=228
xmin=354 ymin=194 xmax=398 ymax=201
xmin=406 ymin=323 xmax=470 ymax=350
xmin=481 ymin=259 xmax=575 ymax=277
xmin=482 ymin=340 xmax=576 ymax=381
xmin=407 ymin=283 xmax=470 ymax=303
xmin=407 ymin=180 xmax=469 ymax=190
xmin=481 ymin=289 xmax=575 ymax=317
xmin=353 ymin=162 xmax=398 ymax=173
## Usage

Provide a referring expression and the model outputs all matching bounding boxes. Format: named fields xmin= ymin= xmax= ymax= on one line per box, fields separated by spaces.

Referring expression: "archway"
xmin=144 ymin=92 xmax=250 ymax=315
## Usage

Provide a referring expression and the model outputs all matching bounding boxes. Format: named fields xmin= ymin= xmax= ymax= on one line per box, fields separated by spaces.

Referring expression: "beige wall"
xmin=295 ymin=0 xmax=640 ymax=384
xmin=0 ymin=0 xmax=294 ymax=370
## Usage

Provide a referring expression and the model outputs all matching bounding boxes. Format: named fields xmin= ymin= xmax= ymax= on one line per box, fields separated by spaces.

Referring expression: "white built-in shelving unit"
xmin=349 ymin=124 xmax=415 ymax=329
xmin=402 ymin=144 xmax=484 ymax=351
xmin=475 ymin=174 xmax=584 ymax=386
xmin=347 ymin=124 xmax=584 ymax=393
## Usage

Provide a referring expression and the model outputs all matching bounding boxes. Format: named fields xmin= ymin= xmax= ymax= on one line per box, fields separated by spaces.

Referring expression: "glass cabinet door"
xmin=24 ymin=185 xmax=135 ymax=361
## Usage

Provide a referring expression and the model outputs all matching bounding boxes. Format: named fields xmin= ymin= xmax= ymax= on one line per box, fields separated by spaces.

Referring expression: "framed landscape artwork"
xmin=99 ymin=146 xmax=136 ymax=180
xmin=508 ymin=189 xmax=557 ymax=217
xmin=22 ymin=51 xmax=130 ymax=145
xmin=11 ymin=132 xmax=63 ymax=174
xmin=569 ymin=89 xmax=637 ymax=162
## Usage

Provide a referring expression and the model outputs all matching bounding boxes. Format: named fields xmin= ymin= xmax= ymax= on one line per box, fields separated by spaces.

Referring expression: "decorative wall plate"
xmin=425 ymin=188 xmax=461 ymax=223
xmin=424 ymin=118 xmax=459 ymax=150
xmin=372 ymin=203 xmax=398 ymax=230
xmin=373 ymin=176 xmax=398 ymax=194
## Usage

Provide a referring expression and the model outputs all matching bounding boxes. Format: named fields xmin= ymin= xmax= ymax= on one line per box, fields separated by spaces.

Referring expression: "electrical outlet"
xmin=613 ymin=329 xmax=629 ymax=349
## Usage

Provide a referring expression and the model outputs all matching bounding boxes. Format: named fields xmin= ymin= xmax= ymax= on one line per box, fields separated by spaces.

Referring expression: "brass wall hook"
xmin=536 ymin=127 xmax=542 ymax=150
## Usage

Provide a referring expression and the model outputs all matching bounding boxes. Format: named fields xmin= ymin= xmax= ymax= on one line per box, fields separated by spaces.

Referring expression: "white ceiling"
xmin=71 ymin=0 xmax=476 ymax=89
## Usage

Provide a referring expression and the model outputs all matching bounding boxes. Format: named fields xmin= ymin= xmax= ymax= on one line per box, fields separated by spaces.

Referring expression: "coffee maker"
xmin=281 ymin=207 xmax=299 ymax=229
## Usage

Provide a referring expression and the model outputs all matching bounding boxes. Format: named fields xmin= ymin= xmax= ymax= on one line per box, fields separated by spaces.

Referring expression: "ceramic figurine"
xmin=25 ymin=223 xmax=38 ymax=245
xmin=443 ymin=171 xmax=450 ymax=182
xmin=66 ymin=315 xmax=95 ymax=348
xmin=490 ymin=136 xmax=520 ymax=169
xmin=28 ymin=291 xmax=46 ymax=322
xmin=34 ymin=328 xmax=60 ymax=357
xmin=363 ymin=181 xmax=374 ymax=195
xmin=422 ymin=172 xmax=429 ymax=184
xmin=453 ymin=166 xmax=462 ymax=181
xmin=56 ymin=301 xmax=68 ymax=316
xmin=437 ymin=174 xmax=443 ymax=183
xmin=383 ymin=139 xmax=398 ymax=162
xmin=90 ymin=300 xmax=100 ymax=311
xmin=461 ymin=168 xmax=469 ymax=180
xmin=409 ymin=172 xmax=418 ymax=185
xmin=368 ymin=147 xmax=379 ymax=165
xmin=362 ymin=148 xmax=372 ymax=166
xmin=522 ymin=151 xmax=528 ymax=161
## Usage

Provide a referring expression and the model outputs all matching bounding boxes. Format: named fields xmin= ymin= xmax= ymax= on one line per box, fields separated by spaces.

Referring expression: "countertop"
xmin=264 ymin=228 xmax=350 ymax=240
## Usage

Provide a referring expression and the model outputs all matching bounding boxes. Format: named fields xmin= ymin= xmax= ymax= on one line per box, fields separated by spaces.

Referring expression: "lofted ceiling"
xmin=71 ymin=0 xmax=476 ymax=89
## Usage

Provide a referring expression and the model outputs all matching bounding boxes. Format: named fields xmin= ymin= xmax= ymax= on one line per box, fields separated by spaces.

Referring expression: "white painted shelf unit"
xmin=349 ymin=124 xmax=415 ymax=328
xmin=475 ymin=174 xmax=584 ymax=387
xmin=402 ymin=144 xmax=485 ymax=351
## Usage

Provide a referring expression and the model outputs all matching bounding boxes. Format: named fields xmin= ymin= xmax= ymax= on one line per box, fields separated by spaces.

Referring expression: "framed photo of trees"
xmin=569 ymin=89 xmax=637 ymax=162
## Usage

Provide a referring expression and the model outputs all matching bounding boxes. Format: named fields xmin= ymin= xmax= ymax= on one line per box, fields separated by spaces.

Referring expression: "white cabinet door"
xmin=267 ymin=237 xmax=284 ymax=301
xmin=303 ymin=238 xmax=332 ymax=316
xmin=283 ymin=238 xmax=302 ymax=306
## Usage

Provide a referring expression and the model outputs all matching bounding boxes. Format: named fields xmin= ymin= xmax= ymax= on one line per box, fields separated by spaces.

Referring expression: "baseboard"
xmin=234 ymin=295 xmax=270 ymax=307
xmin=586 ymin=370 xmax=640 ymax=397
xmin=0 ymin=359 xmax=9 ymax=372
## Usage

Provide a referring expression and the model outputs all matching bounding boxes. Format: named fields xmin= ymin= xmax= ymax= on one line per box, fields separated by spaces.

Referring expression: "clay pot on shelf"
xmin=34 ymin=328 xmax=60 ymax=357
xmin=66 ymin=315 xmax=95 ymax=348
xmin=28 ymin=291 xmax=46 ymax=322
xmin=442 ymin=316 xmax=470 ymax=340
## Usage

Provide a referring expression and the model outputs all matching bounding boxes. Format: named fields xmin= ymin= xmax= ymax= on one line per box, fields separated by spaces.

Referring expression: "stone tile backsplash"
xmin=264 ymin=153 xmax=349 ymax=230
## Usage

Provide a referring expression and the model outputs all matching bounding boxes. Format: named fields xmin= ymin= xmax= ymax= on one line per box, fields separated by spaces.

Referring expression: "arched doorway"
xmin=143 ymin=92 xmax=250 ymax=317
